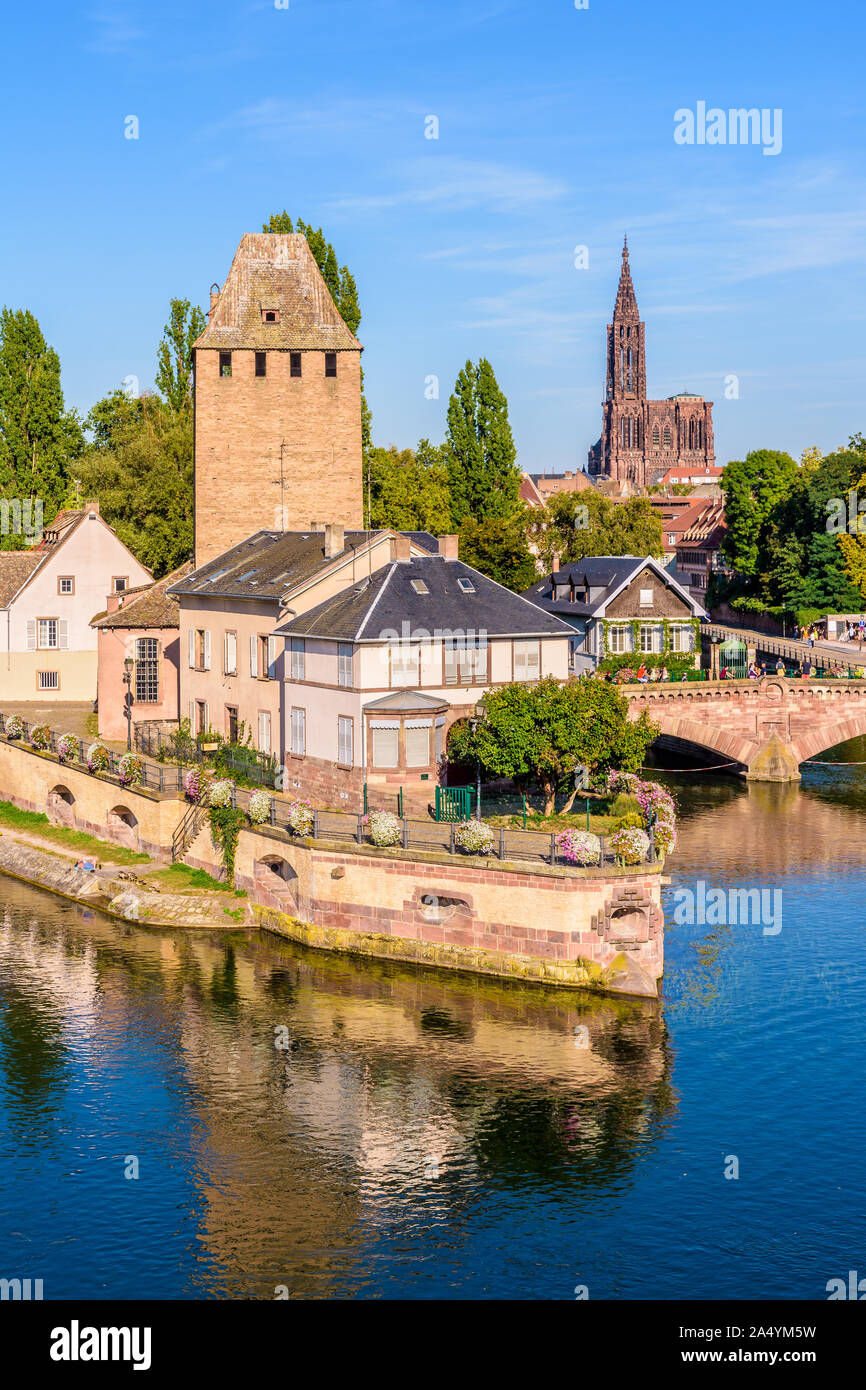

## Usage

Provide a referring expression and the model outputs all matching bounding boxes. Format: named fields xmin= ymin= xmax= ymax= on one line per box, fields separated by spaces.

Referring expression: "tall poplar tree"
xmin=155 ymin=298 xmax=205 ymax=412
xmin=0 ymin=307 xmax=83 ymax=524
xmin=444 ymin=358 xmax=520 ymax=526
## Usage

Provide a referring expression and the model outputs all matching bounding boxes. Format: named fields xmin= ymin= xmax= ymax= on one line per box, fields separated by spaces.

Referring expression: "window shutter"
xmin=58 ymin=620 xmax=69 ymax=650
xmin=26 ymin=619 xmax=36 ymax=651
xmin=188 ymin=700 xmax=195 ymax=727
xmin=188 ymin=629 xmax=195 ymax=669
xmin=203 ymin=630 xmax=211 ymax=670
xmin=202 ymin=703 xmax=209 ymax=734
xmin=268 ymin=636 xmax=277 ymax=679
xmin=250 ymin=635 xmax=258 ymax=678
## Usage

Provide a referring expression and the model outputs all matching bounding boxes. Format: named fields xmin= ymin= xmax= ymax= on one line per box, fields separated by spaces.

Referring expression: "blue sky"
xmin=1 ymin=0 xmax=864 ymax=472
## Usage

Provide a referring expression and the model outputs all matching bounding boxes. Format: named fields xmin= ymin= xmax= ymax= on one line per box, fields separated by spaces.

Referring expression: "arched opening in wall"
xmin=48 ymin=785 xmax=75 ymax=827
xmin=646 ymin=733 xmax=747 ymax=777
xmin=418 ymin=892 xmax=470 ymax=924
xmin=108 ymin=805 xmax=139 ymax=850
xmin=254 ymin=856 xmax=299 ymax=910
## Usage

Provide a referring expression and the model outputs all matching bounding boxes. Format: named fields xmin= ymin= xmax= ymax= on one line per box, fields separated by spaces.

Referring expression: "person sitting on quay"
xmin=748 ymin=661 xmax=759 ymax=678
xmin=802 ymin=658 xmax=812 ymax=679
xmin=776 ymin=657 xmax=786 ymax=676
xmin=636 ymin=662 xmax=649 ymax=682
xmin=660 ymin=664 xmax=669 ymax=682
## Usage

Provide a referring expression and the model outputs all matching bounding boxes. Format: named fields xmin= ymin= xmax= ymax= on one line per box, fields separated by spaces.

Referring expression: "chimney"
xmin=551 ymin=550 xmax=562 ymax=574
xmin=106 ymin=592 xmax=122 ymax=613
xmin=393 ymin=534 xmax=412 ymax=562
xmin=210 ymin=284 xmax=220 ymax=313
xmin=438 ymin=535 xmax=459 ymax=561
xmin=324 ymin=523 xmax=345 ymax=558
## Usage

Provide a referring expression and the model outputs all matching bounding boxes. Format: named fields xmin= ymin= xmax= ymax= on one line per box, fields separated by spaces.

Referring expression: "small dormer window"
xmin=639 ymin=587 xmax=654 ymax=606
xmin=262 ymin=309 xmax=279 ymax=324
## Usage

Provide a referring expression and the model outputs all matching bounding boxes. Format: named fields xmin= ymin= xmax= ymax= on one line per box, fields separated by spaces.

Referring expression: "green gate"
xmin=435 ymin=786 xmax=472 ymax=822
xmin=720 ymin=638 xmax=748 ymax=679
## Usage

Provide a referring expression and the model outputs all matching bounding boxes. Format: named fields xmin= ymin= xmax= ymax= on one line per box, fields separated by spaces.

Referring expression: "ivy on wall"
xmin=598 ymin=615 xmax=701 ymax=676
xmin=209 ymin=804 xmax=246 ymax=884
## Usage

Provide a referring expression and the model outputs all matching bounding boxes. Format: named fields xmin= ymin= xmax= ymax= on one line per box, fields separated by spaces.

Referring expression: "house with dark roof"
xmin=0 ymin=503 xmax=151 ymax=701
xmin=272 ymin=544 xmax=574 ymax=811
xmin=91 ymin=562 xmax=194 ymax=741
xmin=523 ymin=555 xmax=706 ymax=675
xmin=166 ymin=525 xmax=440 ymax=761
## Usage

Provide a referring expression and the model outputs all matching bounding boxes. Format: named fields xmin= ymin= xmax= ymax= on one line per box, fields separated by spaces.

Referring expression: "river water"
xmin=1 ymin=753 xmax=865 ymax=1301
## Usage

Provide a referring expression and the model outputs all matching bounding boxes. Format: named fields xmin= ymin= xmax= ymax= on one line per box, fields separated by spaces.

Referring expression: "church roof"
xmin=194 ymin=233 xmax=362 ymax=353
xmin=613 ymin=236 xmax=639 ymax=317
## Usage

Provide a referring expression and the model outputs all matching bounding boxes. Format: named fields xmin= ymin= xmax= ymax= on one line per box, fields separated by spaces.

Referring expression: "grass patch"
xmin=146 ymin=863 xmax=246 ymax=896
xmin=486 ymin=792 xmax=641 ymax=836
xmin=222 ymin=906 xmax=246 ymax=922
xmin=0 ymin=799 xmax=151 ymax=864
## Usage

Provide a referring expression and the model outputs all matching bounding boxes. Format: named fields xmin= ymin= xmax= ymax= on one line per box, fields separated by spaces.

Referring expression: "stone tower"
xmin=588 ymin=239 xmax=714 ymax=486
xmin=193 ymin=233 xmax=364 ymax=566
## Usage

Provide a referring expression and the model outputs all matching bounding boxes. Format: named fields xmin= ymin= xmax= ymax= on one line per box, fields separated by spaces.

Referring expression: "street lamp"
xmin=469 ymin=694 xmax=487 ymax=821
xmin=122 ymin=656 xmax=134 ymax=752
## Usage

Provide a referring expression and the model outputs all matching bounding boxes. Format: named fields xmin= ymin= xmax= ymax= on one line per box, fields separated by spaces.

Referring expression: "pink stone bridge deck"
xmin=624 ymin=676 xmax=866 ymax=780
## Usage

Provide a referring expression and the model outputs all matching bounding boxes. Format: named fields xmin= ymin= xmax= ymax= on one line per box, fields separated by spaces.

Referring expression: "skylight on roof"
xmin=457 ymin=577 xmax=475 ymax=593
xmin=410 ymin=578 xmax=429 ymax=595
xmin=237 ymin=569 xmax=258 ymax=581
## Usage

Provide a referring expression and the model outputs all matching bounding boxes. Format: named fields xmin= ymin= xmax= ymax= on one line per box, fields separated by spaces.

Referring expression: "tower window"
xmin=219 ymin=351 xmax=232 ymax=377
xmin=262 ymin=309 xmax=279 ymax=323
xmin=652 ymin=424 xmax=660 ymax=447
xmin=290 ymin=352 xmax=302 ymax=378
xmin=663 ymin=425 xmax=672 ymax=447
xmin=325 ymin=352 xmax=337 ymax=378
xmin=255 ymin=352 xmax=266 ymax=377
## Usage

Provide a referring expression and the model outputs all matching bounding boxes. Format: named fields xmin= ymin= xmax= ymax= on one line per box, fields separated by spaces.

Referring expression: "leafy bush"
xmin=209 ymin=778 xmax=234 ymax=809
xmin=611 ymin=812 xmax=645 ymax=832
xmin=556 ymin=829 xmax=601 ymax=866
xmin=247 ymin=789 xmax=272 ymax=825
xmin=56 ymin=733 xmax=79 ymax=763
xmin=367 ymin=809 xmax=401 ymax=846
xmin=609 ymin=826 xmax=650 ymax=865
xmin=117 ymin=752 xmax=143 ymax=787
xmin=4 ymin=715 xmax=24 ymax=739
xmin=454 ymin=819 xmax=496 ymax=855
xmin=87 ymin=742 xmax=110 ymax=774
xmin=286 ymin=800 xmax=314 ymax=836
xmin=30 ymin=724 xmax=51 ymax=751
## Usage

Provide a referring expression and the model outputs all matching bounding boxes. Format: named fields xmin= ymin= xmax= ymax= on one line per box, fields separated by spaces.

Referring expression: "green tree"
xmin=721 ymin=449 xmax=798 ymax=579
xmin=534 ymin=490 xmax=663 ymax=568
xmin=79 ymin=394 xmax=193 ymax=578
xmin=445 ymin=358 xmax=521 ymax=526
xmin=263 ymin=211 xmax=361 ymax=336
xmin=366 ymin=442 xmax=451 ymax=532
xmin=155 ymin=298 xmax=205 ymax=412
xmin=447 ymin=677 xmax=657 ymax=816
xmin=0 ymin=308 xmax=83 ymax=540
xmin=458 ymin=512 xmax=538 ymax=592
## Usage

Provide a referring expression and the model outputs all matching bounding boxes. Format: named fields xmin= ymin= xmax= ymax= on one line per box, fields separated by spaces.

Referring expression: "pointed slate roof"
xmin=194 ymin=233 xmax=362 ymax=353
xmin=614 ymin=236 xmax=639 ymax=318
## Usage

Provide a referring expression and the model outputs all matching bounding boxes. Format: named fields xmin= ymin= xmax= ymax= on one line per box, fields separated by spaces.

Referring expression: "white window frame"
xmin=38 ymin=617 xmax=59 ymax=650
xmin=338 ymin=643 xmax=353 ymax=688
xmin=639 ymin=588 xmax=654 ymax=607
xmin=224 ymin=631 xmax=237 ymax=676
xmin=258 ymin=710 xmax=272 ymax=755
xmin=290 ymin=707 xmax=306 ymax=756
xmin=608 ymin=625 xmax=633 ymax=655
xmin=513 ymin=638 xmax=541 ymax=681
xmin=338 ymin=715 xmax=353 ymax=766
xmin=250 ymin=634 xmax=258 ymax=679
xmin=290 ymin=638 xmax=305 ymax=681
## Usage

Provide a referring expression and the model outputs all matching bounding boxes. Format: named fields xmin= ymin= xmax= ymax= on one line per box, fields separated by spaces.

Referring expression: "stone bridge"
xmin=624 ymin=676 xmax=866 ymax=780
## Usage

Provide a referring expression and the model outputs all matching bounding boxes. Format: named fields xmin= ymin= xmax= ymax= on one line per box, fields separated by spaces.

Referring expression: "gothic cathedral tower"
xmin=588 ymin=239 xmax=714 ymax=486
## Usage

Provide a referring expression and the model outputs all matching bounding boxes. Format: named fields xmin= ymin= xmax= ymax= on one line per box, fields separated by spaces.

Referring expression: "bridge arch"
xmin=108 ymin=804 xmax=139 ymax=850
xmin=47 ymin=784 xmax=75 ymax=826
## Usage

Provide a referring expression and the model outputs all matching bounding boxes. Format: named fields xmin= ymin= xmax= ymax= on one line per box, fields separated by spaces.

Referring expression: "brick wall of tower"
xmin=194 ymin=347 xmax=364 ymax=566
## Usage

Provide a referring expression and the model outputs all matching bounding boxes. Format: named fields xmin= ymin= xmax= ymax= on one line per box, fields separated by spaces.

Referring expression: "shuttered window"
xmin=250 ymin=634 xmax=258 ymax=678
xmin=290 ymin=707 xmax=305 ymax=756
xmin=405 ymin=724 xmax=430 ymax=767
xmin=258 ymin=711 xmax=271 ymax=755
xmin=267 ymin=636 xmax=278 ymax=679
xmin=513 ymin=639 xmax=540 ymax=681
xmin=338 ymin=643 xmax=352 ymax=688
xmin=338 ymin=716 xmax=353 ymax=766
xmin=290 ymin=638 xmax=305 ymax=680
xmin=203 ymin=630 xmax=211 ymax=670
xmin=372 ymin=726 xmax=399 ymax=768
xmin=224 ymin=631 xmax=237 ymax=675
xmin=189 ymin=629 xmax=196 ymax=669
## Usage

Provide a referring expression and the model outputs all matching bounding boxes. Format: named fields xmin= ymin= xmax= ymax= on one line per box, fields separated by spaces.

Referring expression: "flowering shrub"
xmin=4 ymin=715 xmax=24 ymax=739
xmin=30 ymin=724 xmax=51 ymax=751
xmin=609 ymin=825 xmax=650 ymax=866
xmin=367 ymin=809 xmax=401 ymax=846
xmin=286 ymin=800 xmax=314 ymax=837
xmin=247 ymin=789 xmax=272 ymax=825
xmin=652 ymin=819 xmax=677 ymax=858
xmin=208 ymin=778 xmax=234 ymax=809
xmin=184 ymin=766 xmax=210 ymax=803
xmin=607 ymin=769 xmax=640 ymax=794
xmin=56 ymin=733 xmax=79 ymax=763
xmin=557 ymin=829 xmax=601 ymax=866
xmin=454 ymin=819 xmax=496 ymax=855
xmin=117 ymin=752 xmax=143 ymax=787
xmin=635 ymin=781 xmax=676 ymax=821
xmin=87 ymin=742 xmax=110 ymax=774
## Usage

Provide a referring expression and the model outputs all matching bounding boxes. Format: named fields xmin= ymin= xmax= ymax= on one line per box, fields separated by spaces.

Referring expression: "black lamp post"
xmin=469 ymin=694 xmax=487 ymax=821
xmin=123 ymin=656 xmax=134 ymax=751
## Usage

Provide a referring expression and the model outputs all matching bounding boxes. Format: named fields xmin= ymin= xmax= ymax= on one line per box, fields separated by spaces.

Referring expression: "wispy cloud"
xmin=328 ymin=158 xmax=568 ymax=213
xmin=85 ymin=11 xmax=146 ymax=54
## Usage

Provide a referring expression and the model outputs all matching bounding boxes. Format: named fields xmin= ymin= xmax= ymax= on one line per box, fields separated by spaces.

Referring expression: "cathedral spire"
xmin=614 ymin=236 xmax=638 ymax=317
